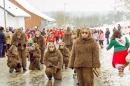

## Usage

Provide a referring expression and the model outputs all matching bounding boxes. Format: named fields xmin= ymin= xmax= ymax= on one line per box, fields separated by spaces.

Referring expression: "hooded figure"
xmin=11 ymin=28 xmax=28 ymax=71
xmin=69 ymin=28 xmax=100 ymax=86
xmin=44 ymin=43 xmax=63 ymax=80
xmin=29 ymin=43 xmax=41 ymax=70
xmin=62 ymin=27 xmax=73 ymax=51
xmin=7 ymin=45 xmax=21 ymax=73
xmin=33 ymin=31 xmax=46 ymax=64
xmin=58 ymin=42 xmax=70 ymax=69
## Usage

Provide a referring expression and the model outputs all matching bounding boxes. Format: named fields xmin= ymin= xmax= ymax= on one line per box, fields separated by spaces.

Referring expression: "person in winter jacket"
xmin=106 ymin=30 xmax=130 ymax=77
xmin=0 ymin=27 xmax=6 ymax=58
xmin=99 ymin=30 xmax=104 ymax=48
xmin=105 ymin=28 xmax=110 ymax=45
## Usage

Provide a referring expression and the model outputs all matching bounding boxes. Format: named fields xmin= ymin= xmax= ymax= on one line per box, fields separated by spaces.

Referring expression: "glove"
xmin=56 ymin=68 xmax=60 ymax=72
xmin=23 ymin=44 xmax=26 ymax=47
xmin=17 ymin=63 xmax=21 ymax=68
xmin=49 ymin=64 xmax=54 ymax=67
xmin=18 ymin=43 xmax=21 ymax=47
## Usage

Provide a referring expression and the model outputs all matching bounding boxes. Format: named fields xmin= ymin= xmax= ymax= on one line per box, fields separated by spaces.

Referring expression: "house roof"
xmin=0 ymin=0 xmax=30 ymax=17
xmin=15 ymin=0 xmax=56 ymax=22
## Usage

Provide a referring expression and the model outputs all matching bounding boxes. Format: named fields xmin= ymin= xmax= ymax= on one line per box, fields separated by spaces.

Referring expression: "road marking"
xmin=22 ymin=70 xmax=31 ymax=76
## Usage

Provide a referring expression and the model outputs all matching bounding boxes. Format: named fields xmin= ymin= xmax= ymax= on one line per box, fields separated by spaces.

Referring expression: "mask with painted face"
xmin=59 ymin=42 xmax=65 ymax=49
xmin=16 ymin=32 xmax=22 ymax=38
xmin=48 ymin=43 xmax=55 ymax=52
xmin=35 ymin=31 xmax=41 ymax=37
xmin=81 ymin=29 xmax=89 ymax=40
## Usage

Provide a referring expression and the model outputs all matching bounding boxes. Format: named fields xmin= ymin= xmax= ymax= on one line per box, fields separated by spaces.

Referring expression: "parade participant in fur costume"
xmin=44 ymin=43 xmax=63 ymax=80
xmin=106 ymin=30 xmax=130 ymax=77
xmin=29 ymin=43 xmax=41 ymax=70
xmin=62 ymin=27 xmax=73 ymax=51
xmin=58 ymin=42 xmax=70 ymax=69
xmin=69 ymin=27 xmax=100 ymax=86
xmin=7 ymin=45 xmax=21 ymax=73
xmin=33 ymin=31 xmax=46 ymax=64
xmin=11 ymin=28 xmax=28 ymax=71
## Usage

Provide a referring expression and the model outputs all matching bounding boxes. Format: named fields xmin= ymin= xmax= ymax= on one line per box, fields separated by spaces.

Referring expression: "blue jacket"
xmin=0 ymin=31 xmax=6 ymax=44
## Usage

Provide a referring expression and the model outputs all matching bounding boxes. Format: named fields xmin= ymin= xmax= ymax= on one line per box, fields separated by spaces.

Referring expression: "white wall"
xmin=0 ymin=8 xmax=5 ymax=27
xmin=0 ymin=8 xmax=25 ymax=30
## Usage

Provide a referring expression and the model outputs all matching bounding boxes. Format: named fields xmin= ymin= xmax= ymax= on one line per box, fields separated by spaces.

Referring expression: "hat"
xmin=0 ymin=27 xmax=4 ymax=31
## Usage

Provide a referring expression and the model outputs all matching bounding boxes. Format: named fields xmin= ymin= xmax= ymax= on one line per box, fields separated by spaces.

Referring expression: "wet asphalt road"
xmin=1 ymin=43 xmax=130 ymax=86
xmin=0 ymin=57 xmax=100 ymax=86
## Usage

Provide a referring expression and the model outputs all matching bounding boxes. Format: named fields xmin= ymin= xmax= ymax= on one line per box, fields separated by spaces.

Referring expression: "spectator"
xmin=0 ymin=27 xmax=6 ymax=58
xmin=105 ymin=28 xmax=110 ymax=45
xmin=41 ymin=28 xmax=46 ymax=36
xmin=5 ymin=28 xmax=12 ymax=51
xmin=117 ymin=24 xmax=121 ymax=32
xmin=99 ymin=30 xmax=104 ymax=48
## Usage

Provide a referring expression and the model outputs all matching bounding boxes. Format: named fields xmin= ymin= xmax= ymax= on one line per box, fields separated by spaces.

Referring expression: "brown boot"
xmin=119 ymin=72 xmax=124 ymax=77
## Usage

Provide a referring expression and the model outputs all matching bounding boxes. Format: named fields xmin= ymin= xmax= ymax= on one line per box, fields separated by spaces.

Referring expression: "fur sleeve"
xmin=33 ymin=49 xmax=41 ymax=58
xmin=92 ymin=42 xmax=100 ymax=68
xmin=23 ymin=33 xmax=28 ymax=45
xmin=44 ymin=52 xmax=52 ymax=67
xmin=41 ymin=37 xmax=46 ymax=51
xmin=57 ymin=50 xmax=63 ymax=69
xmin=69 ymin=43 xmax=75 ymax=68
xmin=64 ymin=47 xmax=71 ymax=57
xmin=11 ymin=35 xmax=18 ymax=46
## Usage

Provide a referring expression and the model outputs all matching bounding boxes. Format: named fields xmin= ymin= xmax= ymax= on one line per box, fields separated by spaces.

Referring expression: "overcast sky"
xmin=25 ymin=0 xmax=115 ymax=12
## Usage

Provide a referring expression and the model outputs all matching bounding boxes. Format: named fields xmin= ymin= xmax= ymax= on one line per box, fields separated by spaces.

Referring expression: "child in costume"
xmin=106 ymin=30 xmax=130 ymax=77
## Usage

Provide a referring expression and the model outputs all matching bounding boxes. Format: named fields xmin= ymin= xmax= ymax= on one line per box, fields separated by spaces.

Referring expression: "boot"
xmin=38 ymin=68 xmax=41 ymax=70
xmin=119 ymin=72 xmax=124 ymax=77
xmin=49 ymin=78 xmax=52 ymax=80
xmin=23 ymin=68 xmax=27 ymax=71
xmin=9 ymin=69 xmax=14 ymax=73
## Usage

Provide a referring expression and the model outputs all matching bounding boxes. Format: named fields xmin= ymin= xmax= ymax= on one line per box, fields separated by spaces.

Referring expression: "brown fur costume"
xmin=58 ymin=42 xmax=70 ymax=69
xmin=69 ymin=28 xmax=100 ymax=86
xmin=44 ymin=43 xmax=63 ymax=80
xmin=33 ymin=31 xmax=46 ymax=64
xmin=29 ymin=43 xmax=41 ymax=70
xmin=62 ymin=27 xmax=73 ymax=51
xmin=11 ymin=28 xmax=28 ymax=70
xmin=7 ymin=45 xmax=21 ymax=73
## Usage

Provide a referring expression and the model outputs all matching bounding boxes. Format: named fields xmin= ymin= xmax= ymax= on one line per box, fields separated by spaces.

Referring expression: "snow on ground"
xmin=97 ymin=44 xmax=130 ymax=86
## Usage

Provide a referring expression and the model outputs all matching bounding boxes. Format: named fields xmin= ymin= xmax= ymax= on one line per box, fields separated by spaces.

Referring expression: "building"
xmin=9 ymin=0 xmax=55 ymax=29
xmin=0 ymin=0 xmax=30 ymax=30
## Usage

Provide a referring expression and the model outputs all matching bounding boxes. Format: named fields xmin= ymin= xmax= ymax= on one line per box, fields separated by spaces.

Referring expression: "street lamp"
xmin=3 ymin=0 xmax=6 ymax=28
xmin=64 ymin=3 xmax=67 ymax=25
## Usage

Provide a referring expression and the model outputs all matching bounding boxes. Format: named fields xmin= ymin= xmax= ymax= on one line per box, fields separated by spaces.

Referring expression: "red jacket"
xmin=54 ymin=30 xmax=60 ymax=37
xmin=60 ymin=31 xmax=64 ymax=38
xmin=46 ymin=35 xmax=55 ymax=42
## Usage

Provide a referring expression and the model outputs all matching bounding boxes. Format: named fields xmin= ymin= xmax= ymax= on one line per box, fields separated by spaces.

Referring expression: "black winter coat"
xmin=105 ymin=31 xmax=110 ymax=38
xmin=0 ymin=31 xmax=6 ymax=44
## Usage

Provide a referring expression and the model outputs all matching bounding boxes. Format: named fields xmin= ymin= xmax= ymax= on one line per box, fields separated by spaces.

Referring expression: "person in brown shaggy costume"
xmin=44 ymin=43 xmax=63 ymax=80
xmin=33 ymin=31 xmax=46 ymax=64
xmin=7 ymin=45 xmax=21 ymax=73
xmin=62 ymin=27 xmax=73 ymax=51
xmin=58 ymin=42 xmax=70 ymax=69
xmin=69 ymin=27 xmax=100 ymax=86
xmin=29 ymin=43 xmax=41 ymax=70
xmin=11 ymin=28 xmax=28 ymax=71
